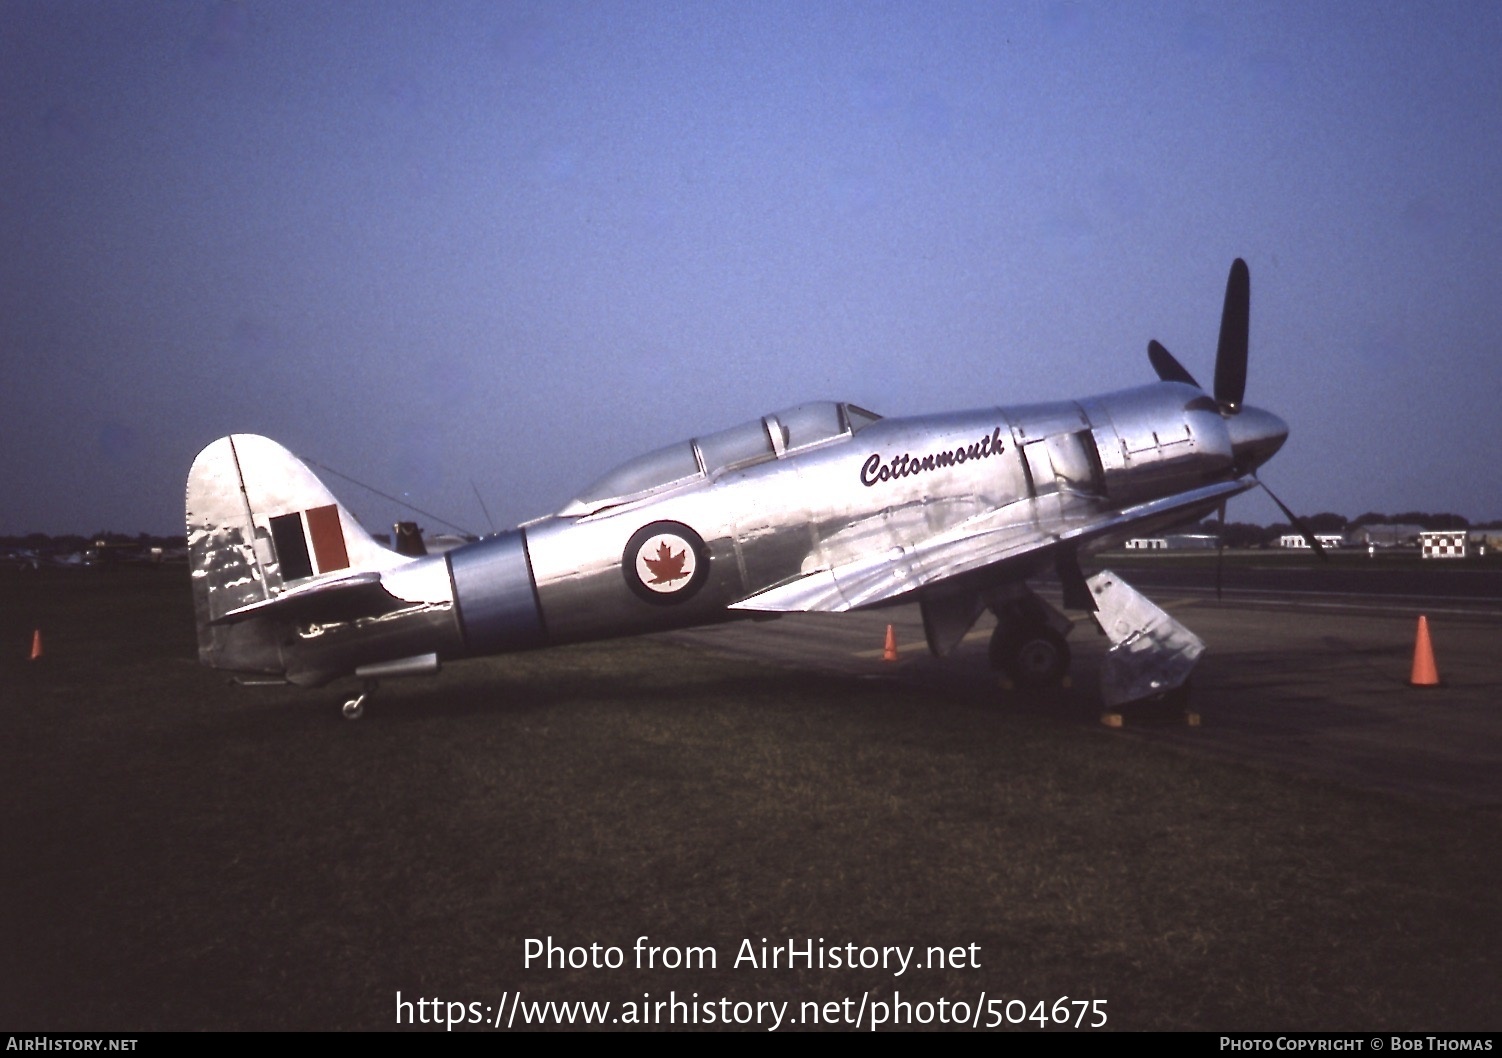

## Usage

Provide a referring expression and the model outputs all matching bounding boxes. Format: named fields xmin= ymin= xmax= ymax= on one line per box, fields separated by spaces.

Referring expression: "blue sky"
xmin=4 ymin=1 xmax=1501 ymax=536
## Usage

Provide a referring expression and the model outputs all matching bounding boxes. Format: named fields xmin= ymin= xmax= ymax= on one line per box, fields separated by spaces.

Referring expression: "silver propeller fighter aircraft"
xmin=188 ymin=260 xmax=1295 ymax=718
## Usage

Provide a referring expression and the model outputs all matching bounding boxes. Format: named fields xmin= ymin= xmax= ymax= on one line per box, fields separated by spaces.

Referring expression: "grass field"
xmin=3 ymin=567 xmax=1499 ymax=1031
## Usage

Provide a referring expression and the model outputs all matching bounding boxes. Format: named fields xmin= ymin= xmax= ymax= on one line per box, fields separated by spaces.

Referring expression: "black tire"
xmin=990 ymin=625 xmax=1072 ymax=688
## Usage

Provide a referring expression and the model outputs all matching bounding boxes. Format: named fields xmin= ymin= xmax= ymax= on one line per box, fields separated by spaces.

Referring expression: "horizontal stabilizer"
xmin=210 ymin=571 xmax=399 ymax=626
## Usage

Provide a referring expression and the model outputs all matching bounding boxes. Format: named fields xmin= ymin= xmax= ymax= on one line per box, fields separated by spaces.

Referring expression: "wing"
xmin=729 ymin=476 xmax=1254 ymax=613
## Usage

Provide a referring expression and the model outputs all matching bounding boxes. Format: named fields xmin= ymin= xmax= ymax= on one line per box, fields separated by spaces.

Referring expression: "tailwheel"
xmin=990 ymin=625 xmax=1072 ymax=689
xmin=341 ymin=679 xmax=378 ymax=720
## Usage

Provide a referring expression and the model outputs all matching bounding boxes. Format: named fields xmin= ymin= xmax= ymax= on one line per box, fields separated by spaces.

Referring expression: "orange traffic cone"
xmin=29 ymin=629 xmax=43 ymax=661
xmin=1409 ymin=615 xmax=1439 ymax=687
xmin=882 ymin=624 xmax=898 ymax=662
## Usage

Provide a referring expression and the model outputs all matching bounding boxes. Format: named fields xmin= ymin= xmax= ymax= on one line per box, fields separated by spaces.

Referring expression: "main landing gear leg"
xmin=342 ymin=679 xmax=378 ymax=720
xmin=987 ymin=589 xmax=1074 ymax=689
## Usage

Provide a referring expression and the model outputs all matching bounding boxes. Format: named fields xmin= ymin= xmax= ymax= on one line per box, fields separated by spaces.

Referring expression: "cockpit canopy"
xmin=558 ymin=401 xmax=882 ymax=517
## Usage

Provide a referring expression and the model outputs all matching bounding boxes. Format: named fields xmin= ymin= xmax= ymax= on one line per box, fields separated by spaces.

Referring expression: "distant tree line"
xmin=0 ymin=531 xmax=188 ymax=551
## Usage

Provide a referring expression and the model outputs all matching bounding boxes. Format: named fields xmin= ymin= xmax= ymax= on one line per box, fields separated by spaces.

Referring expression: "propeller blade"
xmin=1259 ymin=477 xmax=1326 ymax=560
xmin=1214 ymin=258 xmax=1249 ymax=411
xmin=1148 ymin=340 xmax=1202 ymax=388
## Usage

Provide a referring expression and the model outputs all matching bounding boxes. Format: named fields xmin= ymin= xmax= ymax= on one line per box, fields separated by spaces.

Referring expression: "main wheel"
xmin=990 ymin=625 xmax=1072 ymax=689
xmin=342 ymin=696 xmax=365 ymax=720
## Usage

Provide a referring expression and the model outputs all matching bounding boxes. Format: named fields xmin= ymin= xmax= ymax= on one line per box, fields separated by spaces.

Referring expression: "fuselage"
xmin=264 ymin=381 xmax=1284 ymax=686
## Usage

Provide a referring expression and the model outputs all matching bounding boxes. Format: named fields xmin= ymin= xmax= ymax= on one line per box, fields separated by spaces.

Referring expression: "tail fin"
xmin=186 ymin=434 xmax=405 ymax=675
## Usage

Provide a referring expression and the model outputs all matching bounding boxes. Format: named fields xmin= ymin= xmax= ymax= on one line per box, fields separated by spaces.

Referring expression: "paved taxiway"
xmin=669 ymin=569 xmax=1502 ymax=810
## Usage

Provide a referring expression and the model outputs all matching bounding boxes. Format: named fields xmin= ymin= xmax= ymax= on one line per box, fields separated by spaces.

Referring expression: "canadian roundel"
xmin=623 ymin=521 xmax=709 ymax=604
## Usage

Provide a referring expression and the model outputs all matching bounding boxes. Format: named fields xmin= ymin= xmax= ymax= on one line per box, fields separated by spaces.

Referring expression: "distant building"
xmin=1467 ymin=530 xmax=1501 ymax=555
xmin=1123 ymin=534 xmax=1219 ymax=551
xmin=1348 ymin=524 xmax=1424 ymax=549
xmin=1421 ymin=530 xmax=1467 ymax=559
xmin=426 ymin=533 xmax=474 ymax=555
xmin=1163 ymin=533 xmax=1219 ymax=550
xmin=1278 ymin=533 xmax=1344 ymax=550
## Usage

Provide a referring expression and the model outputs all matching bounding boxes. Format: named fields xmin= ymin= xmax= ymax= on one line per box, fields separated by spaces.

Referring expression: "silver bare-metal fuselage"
xmin=200 ymin=380 xmax=1281 ymax=687
xmin=522 ymin=382 xmax=1230 ymax=637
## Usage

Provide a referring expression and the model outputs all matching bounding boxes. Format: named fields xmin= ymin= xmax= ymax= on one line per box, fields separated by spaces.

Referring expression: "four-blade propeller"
xmin=1148 ymin=259 xmax=1323 ymax=560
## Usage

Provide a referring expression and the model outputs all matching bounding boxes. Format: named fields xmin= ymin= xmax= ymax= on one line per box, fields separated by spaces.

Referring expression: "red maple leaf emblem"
xmin=643 ymin=540 xmax=690 ymax=585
